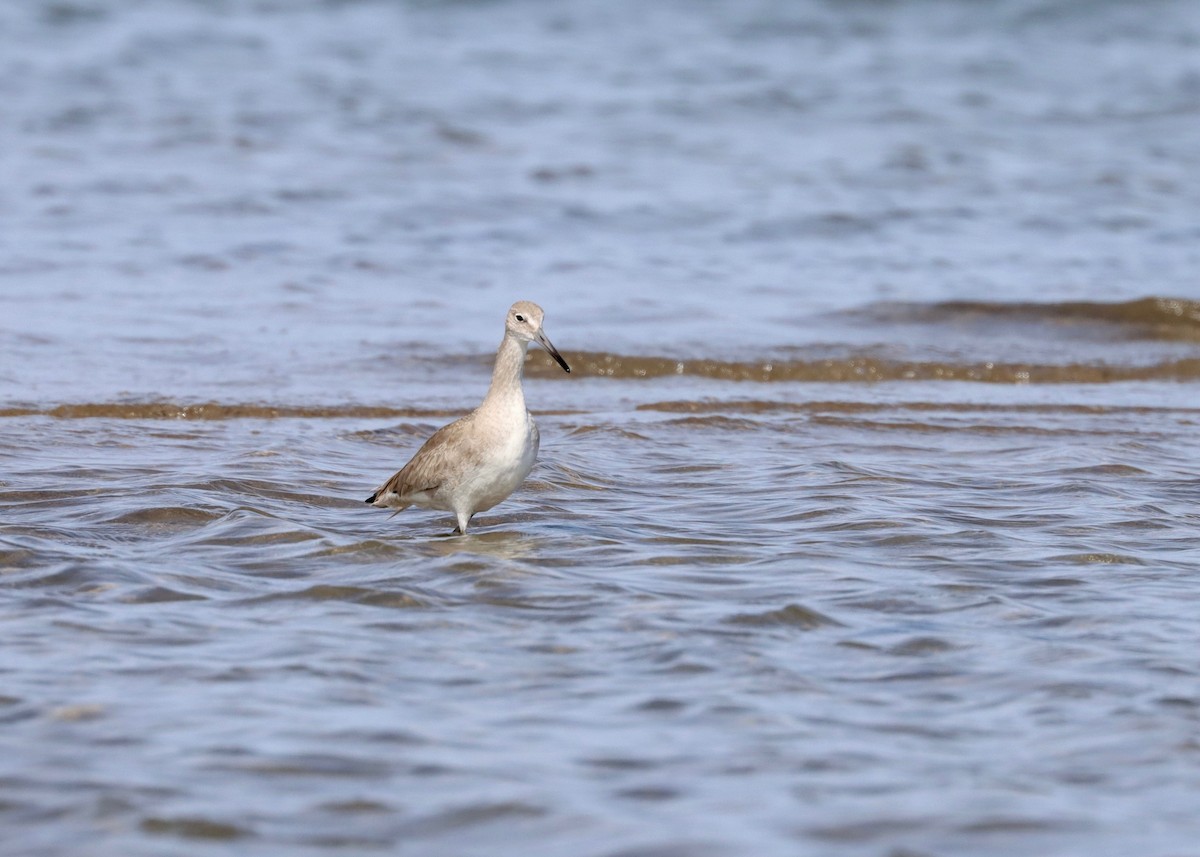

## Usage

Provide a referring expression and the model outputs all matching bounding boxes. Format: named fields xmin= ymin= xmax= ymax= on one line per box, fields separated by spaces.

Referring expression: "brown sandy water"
xmin=3 ymin=1 xmax=1200 ymax=855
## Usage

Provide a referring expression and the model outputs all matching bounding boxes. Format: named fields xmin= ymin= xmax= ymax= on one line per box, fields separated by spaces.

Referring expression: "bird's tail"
xmin=365 ymin=491 xmax=408 ymax=519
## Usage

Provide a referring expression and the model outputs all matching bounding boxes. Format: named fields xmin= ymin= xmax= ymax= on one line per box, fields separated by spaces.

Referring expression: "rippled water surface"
xmin=3 ymin=1 xmax=1200 ymax=855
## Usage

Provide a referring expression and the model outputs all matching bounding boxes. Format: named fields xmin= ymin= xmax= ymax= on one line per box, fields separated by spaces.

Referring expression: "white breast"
xmin=463 ymin=411 xmax=539 ymax=513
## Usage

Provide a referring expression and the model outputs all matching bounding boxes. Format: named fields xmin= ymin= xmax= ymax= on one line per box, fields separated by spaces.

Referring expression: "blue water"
xmin=2 ymin=1 xmax=1200 ymax=855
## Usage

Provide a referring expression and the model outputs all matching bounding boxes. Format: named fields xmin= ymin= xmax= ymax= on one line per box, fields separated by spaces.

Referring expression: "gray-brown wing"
xmin=371 ymin=415 xmax=477 ymax=501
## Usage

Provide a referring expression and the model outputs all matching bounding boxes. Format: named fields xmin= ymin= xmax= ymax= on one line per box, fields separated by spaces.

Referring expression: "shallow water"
xmin=3 ymin=1 xmax=1200 ymax=855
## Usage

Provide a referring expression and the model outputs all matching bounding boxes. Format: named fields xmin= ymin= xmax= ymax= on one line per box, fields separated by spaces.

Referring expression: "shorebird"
xmin=365 ymin=301 xmax=571 ymax=534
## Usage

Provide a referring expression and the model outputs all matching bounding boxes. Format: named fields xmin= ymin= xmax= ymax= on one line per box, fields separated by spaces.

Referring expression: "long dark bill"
xmin=535 ymin=330 xmax=571 ymax=374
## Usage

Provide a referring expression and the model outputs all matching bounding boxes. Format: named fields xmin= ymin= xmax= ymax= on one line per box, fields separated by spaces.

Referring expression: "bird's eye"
xmin=515 ymin=314 xmax=525 ymax=322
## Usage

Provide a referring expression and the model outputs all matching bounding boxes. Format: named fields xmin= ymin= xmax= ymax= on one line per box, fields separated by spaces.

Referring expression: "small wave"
xmin=0 ymin=402 xmax=584 ymax=420
xmin=122 ymin=585 xmax=209 ymax=604
xmin=664 ymin=415 xmax=767 ymax=430
xmin=141 ymin=816 xmax=251 ymax=841
xmin=636 ymin=400 xmax=1200 ymax=416
xmin=726 ymin=603 xmax=844 ymax=629
xmin=528 ymin=352 xmax=1200 ymax=383
xmin=1048 ymin=552 xmax=1146 ymax=566
xmin=27 ymin=403 xmax=459 ymax=420
xmin=853 ymin=296 xmax=1200 ymax=342
xmin=247 ymin=584 xmax=430 ymax=609
xmin=107 ymin=506 xmax=223 ymax=526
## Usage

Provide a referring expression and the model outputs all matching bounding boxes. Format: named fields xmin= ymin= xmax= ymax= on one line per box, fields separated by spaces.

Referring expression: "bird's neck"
xmin=485 ymin=334 xmax=529 ymax=409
